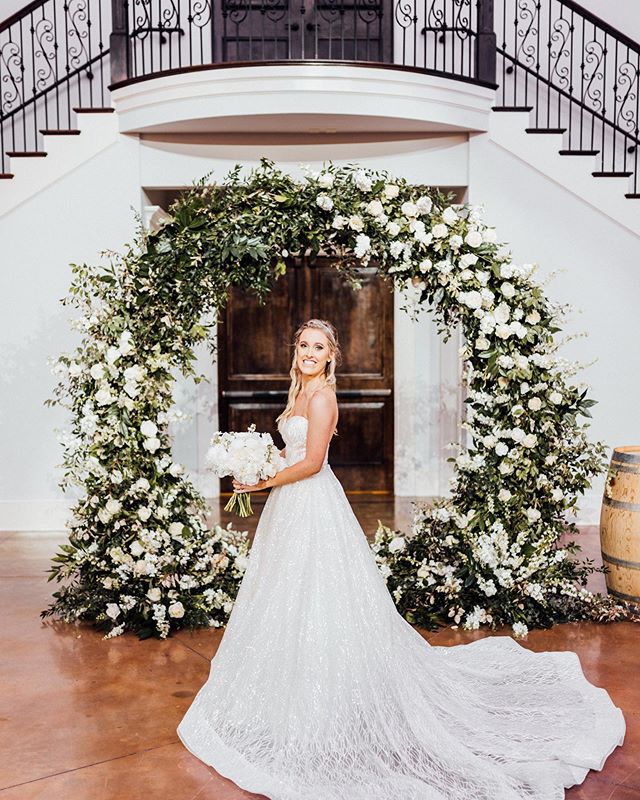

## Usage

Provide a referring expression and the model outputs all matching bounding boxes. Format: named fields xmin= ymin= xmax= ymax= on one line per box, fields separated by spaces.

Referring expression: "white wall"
xmin=469 ymin=131 xmax=640 ymax=519
xmin=0 ymin=136 xmax=141 ymax=530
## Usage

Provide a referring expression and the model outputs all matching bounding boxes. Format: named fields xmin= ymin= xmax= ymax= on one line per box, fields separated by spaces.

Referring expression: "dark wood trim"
xmin=7 ymin=151 xmax=47 ymax=157
xmin=39 ymin=129 xmax=81 ymax=135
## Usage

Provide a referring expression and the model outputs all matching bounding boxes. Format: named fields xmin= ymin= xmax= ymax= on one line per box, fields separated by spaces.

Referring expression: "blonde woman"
xmin=177 ymin=318 xmax=624 ymax=800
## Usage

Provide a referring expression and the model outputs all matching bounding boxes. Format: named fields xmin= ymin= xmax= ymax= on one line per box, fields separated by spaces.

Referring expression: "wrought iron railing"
xmin=496 ymin=0 xmax=640 ymax=196
xmin=0 ymin=0 xmax=111 ymax=175
xmin=1 ymin=0 xmax=639 ymax=197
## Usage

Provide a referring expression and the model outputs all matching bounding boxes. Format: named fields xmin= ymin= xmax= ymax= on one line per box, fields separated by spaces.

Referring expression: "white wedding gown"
xmin=177 ymin=415 xmax=625 ymax=800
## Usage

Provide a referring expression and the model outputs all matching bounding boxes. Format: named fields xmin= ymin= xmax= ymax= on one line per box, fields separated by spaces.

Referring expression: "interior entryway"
xmin=217 ymin=255 xmax=394 ymax=492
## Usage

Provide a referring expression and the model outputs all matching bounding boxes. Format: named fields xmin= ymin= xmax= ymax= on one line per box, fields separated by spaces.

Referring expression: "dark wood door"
xmin=217 ymin=256 xmax=394 ymax=492
xmin=217 ymin=0 xmax=393 ymax=63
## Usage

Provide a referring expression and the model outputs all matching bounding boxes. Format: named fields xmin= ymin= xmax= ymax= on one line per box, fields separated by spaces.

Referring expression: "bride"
xmin=177 ymin=318 xmax=625 ymax=800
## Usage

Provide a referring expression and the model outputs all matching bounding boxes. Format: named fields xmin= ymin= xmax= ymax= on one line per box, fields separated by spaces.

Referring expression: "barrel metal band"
xmin=602 ymin=496 xmax=640 ymax=512
xmin=609 ymin=463 xmax=640 ymax=475
xmin=607 ymin=587 xmax=640 ymax=603
xmin=612 ymin=450 xmax=640 ymax=464
xmin=601 ymin=551 xmax=640 ymax=570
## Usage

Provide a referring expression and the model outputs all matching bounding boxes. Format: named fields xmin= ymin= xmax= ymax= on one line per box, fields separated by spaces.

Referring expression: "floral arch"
xmin=42 ymin=159 xmax=626 ymax=640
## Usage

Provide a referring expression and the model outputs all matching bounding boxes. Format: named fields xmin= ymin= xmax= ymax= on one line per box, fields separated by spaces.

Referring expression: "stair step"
xmin=625 ymin=193 xmax=640 ymax=199
xmin=492 ymin=106 xmax=533 ymax=112
xmin=0 ymin=172 xmax=15 ymax=179
xmin=592 ymin=171 xmax=633 ymax=177
xmin=39 ymin=128 xmax=81 ymax=135
xmin=73 ymin=106 xmax=114 ymax=113
xmin=6 ymin=151 xmax=47 ymax=157
xmin=525 ymin=128 xmax=567 ymax=134
xmin=559 ymin=149 xmax=599 ymax=156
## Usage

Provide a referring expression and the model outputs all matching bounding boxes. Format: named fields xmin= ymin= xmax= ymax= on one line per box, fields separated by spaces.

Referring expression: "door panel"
xmin=217 ymin=257 xmax=394 ymax=492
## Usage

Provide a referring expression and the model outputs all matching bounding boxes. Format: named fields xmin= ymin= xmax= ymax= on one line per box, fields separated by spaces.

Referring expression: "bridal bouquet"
xmin=205 ymin=423 xmax=286 ymax=517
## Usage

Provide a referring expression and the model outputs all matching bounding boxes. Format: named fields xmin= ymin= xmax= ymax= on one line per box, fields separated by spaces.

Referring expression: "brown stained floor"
xmin=0 ymin=496 xmax=638 ymax=800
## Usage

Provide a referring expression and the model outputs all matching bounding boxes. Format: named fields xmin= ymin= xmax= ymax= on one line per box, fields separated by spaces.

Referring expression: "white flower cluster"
xmin=205 ymin=424 xmax=285 ymax=486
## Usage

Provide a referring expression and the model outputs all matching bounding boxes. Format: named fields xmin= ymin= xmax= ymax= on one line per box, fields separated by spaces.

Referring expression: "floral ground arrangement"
xmin=42 ymin=159 xmax=632 ymax=640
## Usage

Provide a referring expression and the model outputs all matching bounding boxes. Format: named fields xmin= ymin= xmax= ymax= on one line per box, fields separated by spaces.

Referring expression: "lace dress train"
xmin=177 ymin=415 xmax=625 ymax=800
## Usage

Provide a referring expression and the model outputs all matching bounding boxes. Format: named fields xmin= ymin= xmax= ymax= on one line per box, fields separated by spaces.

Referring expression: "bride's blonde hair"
xmin=276 ymin=318 xmax=342 ymax=433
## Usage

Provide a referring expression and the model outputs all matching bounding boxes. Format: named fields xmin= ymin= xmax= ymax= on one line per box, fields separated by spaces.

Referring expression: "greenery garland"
xmin=42 ymin=158 xmax=630 ymax=640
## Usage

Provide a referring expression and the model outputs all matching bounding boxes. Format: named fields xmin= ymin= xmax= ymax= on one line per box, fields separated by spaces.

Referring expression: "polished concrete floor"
xmin=1 ymin=496 xmax=638 ymax=800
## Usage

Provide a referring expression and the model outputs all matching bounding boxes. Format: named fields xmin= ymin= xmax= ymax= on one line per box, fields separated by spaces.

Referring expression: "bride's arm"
xmin=234 ymin=393 xmax=336 ymax=492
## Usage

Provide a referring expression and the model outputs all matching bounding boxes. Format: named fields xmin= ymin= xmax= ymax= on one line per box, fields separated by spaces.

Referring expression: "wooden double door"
xmin=217 ymin=256 xmax=394 ymax=492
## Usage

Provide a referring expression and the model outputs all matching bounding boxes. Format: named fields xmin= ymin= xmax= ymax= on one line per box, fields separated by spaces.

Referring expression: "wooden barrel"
xmin=600 ymin=446 xmax=640 ymax=604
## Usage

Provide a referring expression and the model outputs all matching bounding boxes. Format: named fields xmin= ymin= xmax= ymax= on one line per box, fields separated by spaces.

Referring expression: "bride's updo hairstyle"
xmin=276 ymin=319 xmax=342 ymax=433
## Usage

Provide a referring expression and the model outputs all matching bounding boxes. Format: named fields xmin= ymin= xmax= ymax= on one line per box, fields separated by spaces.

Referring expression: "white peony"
xmin=332 ymin=215 xmax=347 ymax=229
xmin=460 ymin=253 xmax=479 ymax=268
xmin=495 ymin=442 xmax=509 ymax=457
xmin=130 ymin=540 xmax=145 ymax=557
xmin=366 ymin=199 xmax=384 ymax=217
xmin=318 ymin=172 xmax=334 ymax=189
xmin=493 ymin=302 xmax=510 ymax=325
xmin=461 ymin=290 xmax=483 ymax=310
xmin=316 ymin=194 xmax=334 ymax=211
xmin=526 ymin=310 xmax=541 ymax=324
xmin=401 ymin=201 xmax=419 ymax=218
xmin=415 ymin=195 xmax=432 ymax=214
xmin=386 ymin=221 xmax=401 ymax=237
xmin=528 ymin=397 xmax=542 ymax=411
xmin=147 ymin=587 xmax=162 ymax=602
xmin=549 ymin=391 xmax=563 ymax=404
xmin=95 ymin=388 xmax=114 ymax=406
xmin=388 ymin=536 xmax=406 ymax=553
xmin=352 ymin=170 xmax=372 ymax=192
xmin=498 ymin=488 xmax=512 ymax=502
xmin=442 ymin=206 xmax=458 ymax=225
xmin=348 ymin=215 xmax=364 ymax=231
xmin=475 ymin=336 xmax=490 ymax=351
xmin=138 ymin=506 xmax=152 ymax=521
xmin=432 ymin=223 xmax=448 ymax=239
xmin=384 ymin=184 xmax=400 ymax=199
xmin=522 ymin=433 xmax=538 ymax=448
xmin=106 ymin=603 xmax=121 ymax=620
xmin=419 ymin=259 xmax=432 ymax=273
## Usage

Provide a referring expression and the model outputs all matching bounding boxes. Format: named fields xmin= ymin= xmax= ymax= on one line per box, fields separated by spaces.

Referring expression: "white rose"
xmin=510 ymin=427 xmax=525 ymax=443
xmin=415 ymin=195 xmax=432 ymax=214
xmin=133 ymin=478 xmax=150 ymax=492
xmin=386 ymin=221 xmax=401 ymax=237
xmin=499 ymin=461 xmax=513 ymax=475
xmin=549 ymin=391 xmax=563 ymax=404
xmin=168 ymin=601 xmax=185 ymax=618
xmin=106 ymin=498 xmax=121 ymax=515
xmin=366 ymin=199 xmax=384 ymax=217
xmin=384 ymin=183 xmax=400 ymax=199
xmin=168 ymin=463 xmax=183 ymax=477
xmin=459 ymin=268 xmax=473 ymax=281
xmin=348 ymin=215 xmax=364 ymax=231
xmin=460 ymin=253 xmax=479 ymax=268
xmin=95 ymin=388 xmax=114 ymax=406
xmin=449 ymin=234 xmax=464 ymax=250
xmin=526 ymin=310 xmax=541 ymax=324
xmin=98 ymin=508 xmax=112 ymax=524
xmin=500 ymin=263 xmax=514 ymax=279
xmin=143 ymin=437 xmax=161 ymax=453
xmin=130 ymin=540 xmax=145 ymax=557
xmin=90 ymin=363 xmax=105 ymax=380
xmin=500 ymin=281 xmax=516 ymax=299
xmin=388 ymin=536 xmax=406 ymax=553
xmin=106 ymin=346 xmax=121 ymax=365
xmin=354 ymin=233 xmax=371 ymax=259
xmin=69 ymin=361 xmax=83 ymax=377
xmin=482 ymin=435 xmax=497 ymax=448
xmin=140 ymin=420 xmax=158 ymax=437
xmin=169 ymin=522 xmax=184 ymax=537
xmin=106 ymin=603 xmax=121 ymax=620
xmin=332 ymin=215 xmax=347 ymax=230
xmin=465 ymin=230 xmax=483 ymax=248
xmin=475 ymin=336 xmax=490 ymax=351
xmin=495 ymin=324 xmax=512 ymax=339
xmin=528 ymin=397 xmax=542 ymax=411
xmin=419 ymin=259 xmax=432 ymax=273
xmin=147 ymin=587 xmax=162 ymax=602
xmin=522 ymin=433 xmax=538 ymax=448
xmin=526 ymin=507 xmax=541 ymax=523
xmin=138 ymin=506 xmax=152 ymax=521
xmin=461 ymin=290 xmax=483 ymax=310
xmin=495 ymin=442 xmax=509 ymax=457
xmin=316 ymin=194 xmax=334 ymax=211
xmin=493 ymin=302 xmax=510 ymax=325
xmin=401 ymin=201 xmax=419 ymax=218
xmin=498 ymin=488 xmax=512 ymax=502
xmin=432 ymin=223 xmax=448 ymax=239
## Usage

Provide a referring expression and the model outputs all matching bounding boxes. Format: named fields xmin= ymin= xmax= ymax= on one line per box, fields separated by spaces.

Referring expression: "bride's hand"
xmin=233 ymin=478 xmax=270 ymax=493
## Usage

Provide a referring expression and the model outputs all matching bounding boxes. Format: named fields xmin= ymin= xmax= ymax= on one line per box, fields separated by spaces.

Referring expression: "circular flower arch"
xmin=42 ymin=158 xmax=629 ymax=640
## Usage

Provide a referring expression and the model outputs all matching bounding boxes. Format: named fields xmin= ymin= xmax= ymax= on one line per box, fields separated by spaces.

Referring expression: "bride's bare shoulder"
xmin=308 ymin=387 xmax=338 ymax=419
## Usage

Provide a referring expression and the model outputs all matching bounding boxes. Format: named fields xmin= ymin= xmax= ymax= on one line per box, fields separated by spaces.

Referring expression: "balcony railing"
xmin=1 ymin=0 xmax=638 ymax=195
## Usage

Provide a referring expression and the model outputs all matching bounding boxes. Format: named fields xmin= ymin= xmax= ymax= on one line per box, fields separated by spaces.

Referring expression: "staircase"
xmin=1 ymin=0 xmax=638 ymax=209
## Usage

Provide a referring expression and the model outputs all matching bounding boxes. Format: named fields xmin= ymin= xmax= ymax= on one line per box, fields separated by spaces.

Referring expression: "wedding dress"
xmin=177 ymin=414 xmax=625 ymax=800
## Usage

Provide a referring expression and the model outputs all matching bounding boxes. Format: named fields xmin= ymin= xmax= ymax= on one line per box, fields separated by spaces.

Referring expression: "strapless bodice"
xmin=278 ymin=415 xmax=329 ymax=469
